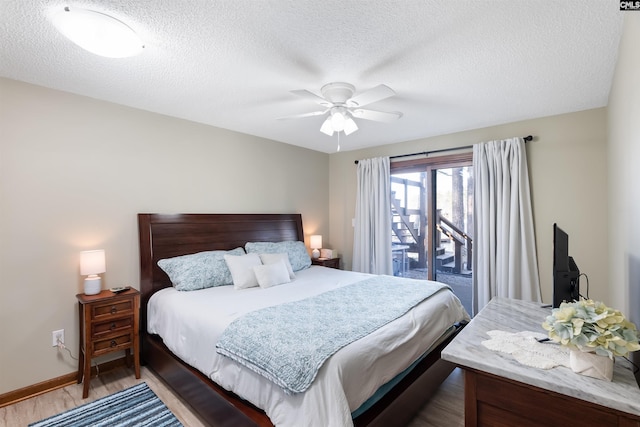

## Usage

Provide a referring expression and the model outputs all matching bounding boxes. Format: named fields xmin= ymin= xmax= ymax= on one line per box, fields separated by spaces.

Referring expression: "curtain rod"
xmin=354 ymin=135 xmax=534 ymax=165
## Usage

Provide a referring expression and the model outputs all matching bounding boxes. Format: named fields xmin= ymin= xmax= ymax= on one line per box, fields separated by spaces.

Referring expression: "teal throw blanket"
xmin=216 ymin=275 xmax=449 ymax=394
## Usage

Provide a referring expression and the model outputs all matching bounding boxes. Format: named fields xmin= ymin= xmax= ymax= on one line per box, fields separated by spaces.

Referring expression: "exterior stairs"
xmin=435 ymin=246 xmax=454 ymax=270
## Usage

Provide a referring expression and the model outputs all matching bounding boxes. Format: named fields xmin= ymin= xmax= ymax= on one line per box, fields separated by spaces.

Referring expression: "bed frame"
xmin=138 ymin=213 xmax=463 ymax=427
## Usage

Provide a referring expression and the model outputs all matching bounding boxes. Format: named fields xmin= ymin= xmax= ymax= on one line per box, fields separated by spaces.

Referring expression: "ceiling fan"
xmin=280 ymin=82 xmax=403 ymax=136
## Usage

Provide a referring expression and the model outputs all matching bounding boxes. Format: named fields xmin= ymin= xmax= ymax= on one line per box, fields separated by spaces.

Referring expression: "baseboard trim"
xmin=0 ymin=358 xmax=127 ymax=408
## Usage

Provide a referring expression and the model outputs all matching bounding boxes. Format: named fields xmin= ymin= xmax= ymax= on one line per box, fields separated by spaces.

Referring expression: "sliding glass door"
xmin=390 ymin=154 xmax=473 ymax=315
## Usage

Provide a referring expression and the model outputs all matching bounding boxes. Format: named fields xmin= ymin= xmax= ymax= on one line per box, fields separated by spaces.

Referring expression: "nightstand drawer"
xmin=92 ymin=299 xmax=133 ymax=319
xmin=92 ymin=317 xmax=133 ymax=339
xmin=93 ymin=333 xmax=132 ymax=356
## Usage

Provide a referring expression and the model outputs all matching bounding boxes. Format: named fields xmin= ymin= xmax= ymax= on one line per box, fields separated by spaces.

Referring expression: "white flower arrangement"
xmin=542 ymin=299 xmax=640 ymax=359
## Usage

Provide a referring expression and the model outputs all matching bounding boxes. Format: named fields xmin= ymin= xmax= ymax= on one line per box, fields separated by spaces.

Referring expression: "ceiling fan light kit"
xmin=320 ymin=109 xmax=358 ymax=136
xmin=282 ymin=82 xmax=402 ymax=138
xmin=330 ymin=108 xmax=346 ymax=131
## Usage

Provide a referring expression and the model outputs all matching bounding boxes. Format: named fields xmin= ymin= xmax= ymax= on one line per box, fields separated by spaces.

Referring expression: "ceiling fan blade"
xmin=346 ymin=84 xmax=396 ymax=108
xmin=290 ymin=89 xmax=332 ymax=107
xmin=352 ymin=109 xmax=403 ymax=123
xmin=277 ymin=109 xmax=328 ymax=120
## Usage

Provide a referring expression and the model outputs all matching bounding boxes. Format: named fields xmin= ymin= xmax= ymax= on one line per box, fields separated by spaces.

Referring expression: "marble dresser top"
xmin=442 ymin=297 xmax=640 ymax=417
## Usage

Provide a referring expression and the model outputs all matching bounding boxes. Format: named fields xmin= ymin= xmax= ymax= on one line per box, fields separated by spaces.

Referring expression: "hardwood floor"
xmin=0 ymin=366 xmax=464 ymax=426
xmin=408 ymin=367 xmax=465 ymax=427
xmin=0 ymin=366 xmax=208 ymax=427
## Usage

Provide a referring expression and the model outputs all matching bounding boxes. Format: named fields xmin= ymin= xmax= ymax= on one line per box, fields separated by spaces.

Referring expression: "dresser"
xmin=76 ymin=288 xmax=141 ymax=398
xmin=442 ymin=297 xmax=640 ymax=426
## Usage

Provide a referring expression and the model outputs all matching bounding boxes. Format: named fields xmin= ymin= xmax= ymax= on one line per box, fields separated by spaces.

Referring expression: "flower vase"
xmin=569 ymin=349 xmax=613 ymax=381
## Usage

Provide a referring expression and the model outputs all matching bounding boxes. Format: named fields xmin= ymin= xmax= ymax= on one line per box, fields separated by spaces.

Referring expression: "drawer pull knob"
xmin=110 ymin=306 xmax=117 ymax=314
xmin=110 ymin=340 xmax=117 ymax=348
xmin=110 ymin=322 xmax=116 ymax=330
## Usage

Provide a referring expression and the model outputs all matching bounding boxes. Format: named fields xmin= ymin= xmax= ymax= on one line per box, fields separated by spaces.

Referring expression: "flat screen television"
xmin=553 ymin=223 xmax=580 ymax=308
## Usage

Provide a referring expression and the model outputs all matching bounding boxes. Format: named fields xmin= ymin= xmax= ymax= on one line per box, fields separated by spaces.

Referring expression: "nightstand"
xmin=76 ymin=288 xmax=140 ymax=398
xmin=311 ymin=257 xmax=341 ymax=269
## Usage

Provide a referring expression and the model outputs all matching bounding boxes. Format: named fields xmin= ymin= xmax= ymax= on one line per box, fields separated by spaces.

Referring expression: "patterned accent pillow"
xmin=157 ymin=247 xmax=245 ymax=291
xmin=245 ymin=241 xmax=311 ymax=272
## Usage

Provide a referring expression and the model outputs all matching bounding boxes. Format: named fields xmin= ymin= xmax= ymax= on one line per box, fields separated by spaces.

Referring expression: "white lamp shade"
xmin=51 ymin=6 xmax=144 ymax=58
xmin=330 ymin=111 xmax=346 ymax=131
xmin=80 ymin=250 xmax=106 ymax=276
xmin=343 ymin=117 xmax=358 ymax=135
xmin=320 ymin=117 xmax=334 ymax=136
xmin=310 ymin=235 xmax=322 ymax=249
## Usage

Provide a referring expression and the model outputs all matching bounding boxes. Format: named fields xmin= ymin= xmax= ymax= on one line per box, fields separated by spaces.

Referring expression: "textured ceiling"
xmin=0 ymin=1 xmax=624 ymax=153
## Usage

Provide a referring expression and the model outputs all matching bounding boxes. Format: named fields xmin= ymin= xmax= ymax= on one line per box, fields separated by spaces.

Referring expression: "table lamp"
xmin=80 ymin=249 xmax=105 ymax=295
xmin=310 ymin=235 xmax=322 ymax=259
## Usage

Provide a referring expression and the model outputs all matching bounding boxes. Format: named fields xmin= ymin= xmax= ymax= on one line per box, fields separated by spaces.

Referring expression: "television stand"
xmin=442 ymin=297 xmax=640 ymax=426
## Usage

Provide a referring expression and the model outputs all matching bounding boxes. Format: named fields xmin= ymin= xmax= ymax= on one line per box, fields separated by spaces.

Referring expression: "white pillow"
xmin=259 ymin=253 xmax=295 ymax=279
xmin=224 ymin=253 xmax=262 ymax=290
xmin=253 ymin=260 xmax=291 ymax=289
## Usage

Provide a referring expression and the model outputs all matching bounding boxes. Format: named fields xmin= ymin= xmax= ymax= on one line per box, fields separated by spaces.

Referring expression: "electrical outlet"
xmin=52 ymin=329 xmax=64 ymax=347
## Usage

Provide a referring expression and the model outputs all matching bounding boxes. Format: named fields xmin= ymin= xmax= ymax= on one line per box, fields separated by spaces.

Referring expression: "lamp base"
xmin=84 ymin=276 xmax=101 ymax=295
xmin=312 ymin=248 xmax=320 ymax=259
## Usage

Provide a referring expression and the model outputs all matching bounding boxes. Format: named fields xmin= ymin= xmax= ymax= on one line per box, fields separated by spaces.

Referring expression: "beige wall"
xmin=0 ymin=78 xmax=329 ymax=394
xmin=4 ymin=12 xmax=635 ymax=393
xmin=329 ymin=108 xmax=609 ymax=307
xmin=608 ymin=13 xmax=640 ymax=324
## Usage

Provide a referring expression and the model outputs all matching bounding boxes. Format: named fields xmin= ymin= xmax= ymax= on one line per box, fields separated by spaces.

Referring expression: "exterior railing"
xmin=435 ymin=210 xmax=472 ymax=273
xmin=391 ymin=182 xmax=472 ymax=273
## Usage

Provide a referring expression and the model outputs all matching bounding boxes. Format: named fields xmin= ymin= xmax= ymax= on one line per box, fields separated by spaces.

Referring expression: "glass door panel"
xmin=433 ymin=166 xmax=473 ymax=316
xmin=390 ymin=172 xmax=427 ymax=279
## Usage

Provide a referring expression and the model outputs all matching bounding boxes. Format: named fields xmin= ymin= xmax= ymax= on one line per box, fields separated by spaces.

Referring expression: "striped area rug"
xmin=29 ymin=382 xmax=182 ymax=427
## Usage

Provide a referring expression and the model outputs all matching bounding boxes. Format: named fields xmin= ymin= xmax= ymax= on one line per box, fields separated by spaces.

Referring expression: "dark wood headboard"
xmin=137 ymin=213 xmax=304 ymax=331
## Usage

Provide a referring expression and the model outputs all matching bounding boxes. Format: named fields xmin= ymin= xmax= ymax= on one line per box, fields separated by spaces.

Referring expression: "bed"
xmin=138 ymin=213 xmax=469 ymax=426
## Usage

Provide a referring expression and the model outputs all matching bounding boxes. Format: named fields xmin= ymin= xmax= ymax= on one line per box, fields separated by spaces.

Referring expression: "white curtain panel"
xmin=473 ymin=138 xmax=541 ymax=314
xmin=353 ymin=157 xmax=393 ymax=275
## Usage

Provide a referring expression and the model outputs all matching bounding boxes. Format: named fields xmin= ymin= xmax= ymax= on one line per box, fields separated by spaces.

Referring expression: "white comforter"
xmin=147 ymin=266 xmax=469 ymax=427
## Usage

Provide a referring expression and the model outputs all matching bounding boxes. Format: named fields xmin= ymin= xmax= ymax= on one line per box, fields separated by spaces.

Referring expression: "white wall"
xmin=608 ymin=14 xmax=640 ymax=328
xmin=329 ymin=109 xmax=609 ymax=307
xmin=0 ymin=78 xmax=329 ymax=394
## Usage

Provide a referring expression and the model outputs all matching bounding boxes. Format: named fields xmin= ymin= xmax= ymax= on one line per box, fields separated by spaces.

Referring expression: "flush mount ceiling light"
xmin=51 ymin=6 xmax=144 ymax=58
